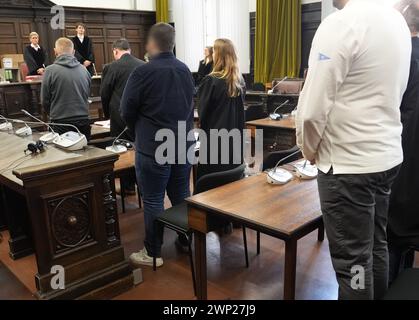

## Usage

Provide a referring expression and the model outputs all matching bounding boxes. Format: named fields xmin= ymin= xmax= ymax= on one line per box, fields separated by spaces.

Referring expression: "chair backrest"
xmin=245 ymin=103 xmax=266 ymax=121
xmin=252 ymin=82 xmax=266 ymax=92
xmin=262 ymin=146 xmax=302 ymax=171
xmin=20 ymin=63 xmax=29 ymax=81
xmin=195 ymin=164 xmax=247 ymax=195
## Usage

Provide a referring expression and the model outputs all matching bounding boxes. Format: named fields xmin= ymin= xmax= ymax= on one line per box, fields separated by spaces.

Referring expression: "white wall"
xmin=173 ymin=0 xmax=250 ymax=73
xmin=53 ymin=0 xmax=155 ymax=10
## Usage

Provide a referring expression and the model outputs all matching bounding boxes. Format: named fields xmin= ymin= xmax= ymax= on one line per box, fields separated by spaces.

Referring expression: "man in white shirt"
xmin=296 ymin=0 xmax=411 ymax=300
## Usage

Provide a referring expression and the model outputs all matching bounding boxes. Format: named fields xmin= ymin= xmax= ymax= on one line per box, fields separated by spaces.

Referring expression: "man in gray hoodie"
xmin=41 ymin=37 xmax=92 ymax=140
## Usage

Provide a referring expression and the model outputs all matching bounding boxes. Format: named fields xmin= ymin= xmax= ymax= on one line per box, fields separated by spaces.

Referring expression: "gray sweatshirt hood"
xmin=54 ymin=54 xmax=81 ymax=68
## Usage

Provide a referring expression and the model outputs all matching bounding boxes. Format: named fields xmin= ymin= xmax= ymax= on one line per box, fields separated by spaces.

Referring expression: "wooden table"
xmin=187 ymin=172 xmax=324 ymax=300
xmin=0 ymin=132 xmax=132 ymax=299
xmin=247 ymin=117 xmax=297 ymax=154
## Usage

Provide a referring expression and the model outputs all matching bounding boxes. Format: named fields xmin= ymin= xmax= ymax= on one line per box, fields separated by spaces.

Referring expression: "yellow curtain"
xmin=156 ymin=0 xmax=170 ymax=23
xmin=254 ymin=0 xmax=301 ymax=84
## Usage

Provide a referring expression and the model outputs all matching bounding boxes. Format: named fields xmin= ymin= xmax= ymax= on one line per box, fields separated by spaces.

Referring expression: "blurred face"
xmin=146 ymin=37 xmax=160 ymax=57
xmin=204 ymin=48 xmax=210 ymax=57
xmin=30 ymin=35 xmax=39 ymax=46
xmin=76 ymin=25 xmax=85 ymax=36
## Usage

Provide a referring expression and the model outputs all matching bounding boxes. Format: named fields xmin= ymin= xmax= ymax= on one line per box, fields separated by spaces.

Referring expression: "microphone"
xmin=268 ymin=77 xmax=288 ymax=94
xmin=0 ymin=115 xmax=13 ymax=131
xmin=12 ymin=119 xmax=32 ymax=137
xmin=92 ymin=63 xmax=99 ymax=77
xmin=267 ymin=149 xmax=302 ymax=185
xmin=106 ymin=128 xmax=129 ymax=154
xmin=269 ymin=100 xmax=290 ymax=121
xmin=21 ymin=109 xmax=59 ymax=143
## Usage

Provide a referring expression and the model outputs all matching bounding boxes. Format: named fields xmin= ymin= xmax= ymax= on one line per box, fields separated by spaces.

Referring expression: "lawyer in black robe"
xmin=197 ymin=75 xmax=246 ymax=180
xmin=72 ymin=35 xmax=95 ymax=75
xmin=388 ymin=36 xmax=419 ymax=280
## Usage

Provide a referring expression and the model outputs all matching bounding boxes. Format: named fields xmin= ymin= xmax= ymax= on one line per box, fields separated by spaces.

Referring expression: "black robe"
xmin=72 ymin=36 xmax=95 ymax=75
xmin=195 ymin=60 xmax=213 ymax=86
xmin=23 ymin=45 xmax=47 ymax=76
xmin=388 ymin=37 xmax=419 ymax=246
xmin=197 ymin=75 xmax=245 ymax=180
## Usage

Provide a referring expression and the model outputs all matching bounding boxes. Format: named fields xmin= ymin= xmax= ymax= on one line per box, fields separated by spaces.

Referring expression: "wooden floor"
xmin=1 ymin=189 xmax=417 ymax=300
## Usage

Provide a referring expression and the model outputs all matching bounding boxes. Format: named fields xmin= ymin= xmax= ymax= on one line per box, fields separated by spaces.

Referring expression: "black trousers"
xmin=317 ymin=166 xmax=400 ymax=300
xmin=51 ymin=119 xmax=91 ymax=142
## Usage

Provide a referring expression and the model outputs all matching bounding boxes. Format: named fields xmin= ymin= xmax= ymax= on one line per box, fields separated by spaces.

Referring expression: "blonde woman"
xmin=196 ymin=46 xmax=214 ymax=85
xmin=197 ymin=39 xmax=245 ymax=180
xmin=23 ymin=32 xmax=47 ymax=76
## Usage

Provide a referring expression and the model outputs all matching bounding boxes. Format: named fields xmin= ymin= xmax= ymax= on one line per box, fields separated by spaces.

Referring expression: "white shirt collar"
xmin=78 ymin=35 xmax=84 ymax=43
xmin=31 ymin=43 xmax=40 ymax=51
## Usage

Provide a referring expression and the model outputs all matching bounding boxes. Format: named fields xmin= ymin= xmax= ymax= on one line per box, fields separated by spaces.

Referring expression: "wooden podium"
xmin=0 ymin=132 xmax=132 ymax=299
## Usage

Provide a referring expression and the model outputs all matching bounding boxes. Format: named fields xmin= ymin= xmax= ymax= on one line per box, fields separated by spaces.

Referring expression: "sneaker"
xmin=129 ymin=248 xmax=164 ymax=268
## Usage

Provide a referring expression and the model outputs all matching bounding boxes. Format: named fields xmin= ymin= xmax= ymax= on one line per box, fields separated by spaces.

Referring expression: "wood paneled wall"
xmin=0 ymin=0 xmax=155 ymax=72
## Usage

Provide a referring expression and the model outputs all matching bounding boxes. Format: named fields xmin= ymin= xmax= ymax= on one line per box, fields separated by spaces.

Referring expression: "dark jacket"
xmin=24 ymin=45 xmax=47 ymax=76
xmin=121 ymin=52 xmax=195 ymax=161
xmin=41 ymin=54 xmax=91 ymax=121
xmin=196 ymin=60 xmax=213 ymax=86
xmin=197 ymin=75 xmax=246 ymax=179
xmin=388 ymin=37 xmax=419 ymax=246
xmin=101 ymin=53 xmax=145 ymax=140
xmin=72 ymin=36 xmax=95 ymax=75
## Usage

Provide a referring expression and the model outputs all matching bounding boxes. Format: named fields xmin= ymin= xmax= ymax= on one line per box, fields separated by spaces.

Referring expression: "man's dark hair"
xmin=148 ymin=23 xmax=175 ymax=52
xmin=112 ymin=39 xmax=131 ymax=51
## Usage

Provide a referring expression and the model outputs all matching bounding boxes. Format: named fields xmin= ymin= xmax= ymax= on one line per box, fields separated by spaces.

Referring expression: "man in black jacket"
xmin=121 ymin=23 xmax=195 ymax=268
xmin=388 ymin=0 xmax=419 ymax=283
xmin=101 ymin=39 xmax=145 ymax=140
xmin=72 ymin=23 xmax=95 ymax=76
xmin=101 ymin=39 xmax=144 ymax=195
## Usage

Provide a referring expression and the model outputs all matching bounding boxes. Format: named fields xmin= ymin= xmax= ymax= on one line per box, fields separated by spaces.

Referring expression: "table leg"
xmin=194 ymin=231 xmax=207 ymax=300
xmin=284 ymin=239 xmax=297 ymax=300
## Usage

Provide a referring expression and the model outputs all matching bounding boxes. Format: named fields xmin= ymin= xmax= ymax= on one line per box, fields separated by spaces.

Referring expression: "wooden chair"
xmin=19 ymin=63 xmax=29 ymax=81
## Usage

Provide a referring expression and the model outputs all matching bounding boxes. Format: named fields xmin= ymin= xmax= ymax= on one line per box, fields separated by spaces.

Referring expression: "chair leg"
xmin=187 ymin=234 xmax=197 ymax=297
xmin=242 ymin=226 xmax=249 ymax=268
xmin=257 ymin=231 xmax=261 ymax=255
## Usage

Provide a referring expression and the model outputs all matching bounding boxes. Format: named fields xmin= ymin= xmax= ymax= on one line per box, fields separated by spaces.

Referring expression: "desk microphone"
xmin=268 ymin=77 xmax=288 ymax=95
xmin=106 ymin=128 xmax=129 ymax=154
xmin=0 ymin=115 xmax=13 ymax=132
xmin=7 ymin=118 xmax=87 ymax=151
xmin=12 ymin=119 xmax=33 ymax=137
xmin=21 ymin=109 xmax=59 ymax=143
xmin=267 ymin=149 xmax=301 ymax=185
xmin=269 ymin=100 xmax=290 ymax=121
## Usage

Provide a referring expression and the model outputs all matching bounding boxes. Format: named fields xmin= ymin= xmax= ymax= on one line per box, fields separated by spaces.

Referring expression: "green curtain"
xmin=254 ymin=0 xmax=301 ymax=84
xmin=156 ymin=0 xmax=170 ymax=23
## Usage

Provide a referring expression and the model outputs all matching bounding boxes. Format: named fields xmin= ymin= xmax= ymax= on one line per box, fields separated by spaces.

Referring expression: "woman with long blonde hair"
xmin=197 ymin=38 xmax=245 ymax=180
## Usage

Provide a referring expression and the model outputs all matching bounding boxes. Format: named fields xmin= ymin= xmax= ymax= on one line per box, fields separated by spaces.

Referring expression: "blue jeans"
xmin=136 ymin=152 xmax=191 ymax=258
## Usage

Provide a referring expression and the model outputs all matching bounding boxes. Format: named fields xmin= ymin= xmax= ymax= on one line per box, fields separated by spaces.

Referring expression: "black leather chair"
xmin=153 ymin=164 xmax=248 ymax=296
xmin=262 ymin=145 xmax=302 ymax=172
xmin=252 ymin=82 xmax=266 ymax=92
xmin=245 ymin=103 xmax=267 ymax=122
